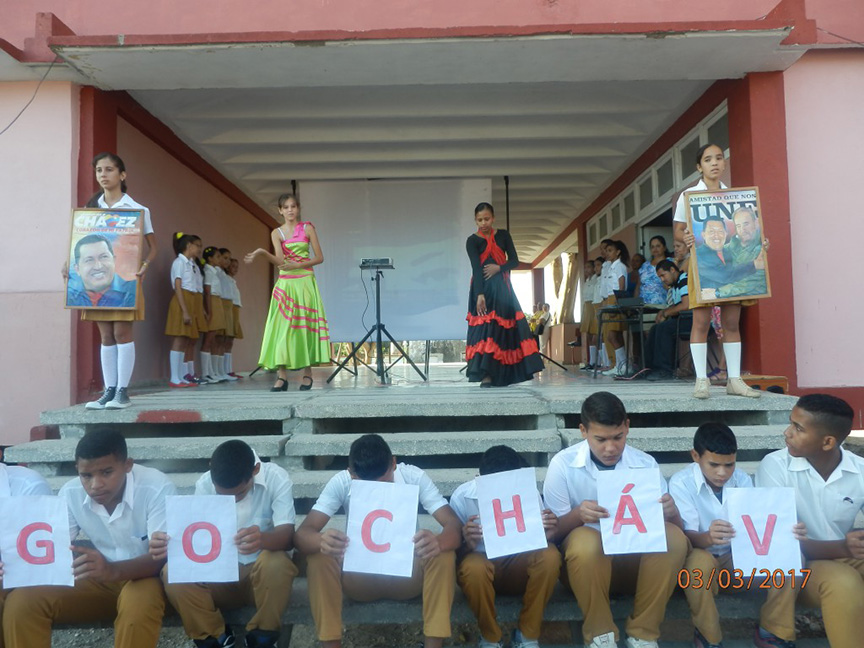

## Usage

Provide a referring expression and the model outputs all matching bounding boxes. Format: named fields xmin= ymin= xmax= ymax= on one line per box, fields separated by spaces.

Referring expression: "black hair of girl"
xmin=218 ymin=248 xmax=231 ymax=256
xmin=278 ymin=193 xmax=300 ymax=209
xmin=173 ymin=232 xmax=200 ymax=256
xmin=694 ymin=143 xmax=722 ymax=167
xmin=474 ymin=202 xmax=495 ymax=216
xmin=84 ymin=153 xmax=128 ymax=208
xmin=612 ymin=240 xmax=630 ymax=266
xmin=198 ymin=246 xmax=218 ymax=271
xmin=649 ymin=235 xmax=669 ymax=256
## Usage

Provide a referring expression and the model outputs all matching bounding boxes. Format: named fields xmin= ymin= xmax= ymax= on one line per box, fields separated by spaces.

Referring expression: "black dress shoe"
xmin=299 ymin=376 xmax=314 ymax=391
xmin=270 ymin=378 xmax=288 ymax=392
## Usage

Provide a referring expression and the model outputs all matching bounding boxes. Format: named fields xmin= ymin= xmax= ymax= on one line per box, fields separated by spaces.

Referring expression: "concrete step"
xmin=284 ymin=429 xmax=563 ymax=458
xmin=561 ymin=426 xmax=786 ymax=453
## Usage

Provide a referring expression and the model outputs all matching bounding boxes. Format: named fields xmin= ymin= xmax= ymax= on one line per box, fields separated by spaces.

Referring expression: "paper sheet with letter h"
xmin=597 ymin=468 xmax=667 ymax=555
xmin=0 ymin=496 xmax=74 ymax=588
xmin=476 ymin=467 xmax=547 ymax=560
xmin=166 ymin=495 xmax=239 ymax=584
xmin=727 ymin=487 xmax=802 ymax=575
xmin=342 ymin=480 xmax=420 ymax=578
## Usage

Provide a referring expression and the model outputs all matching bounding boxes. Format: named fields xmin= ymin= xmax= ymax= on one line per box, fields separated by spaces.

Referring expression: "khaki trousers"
xmin=798 ymin=557 xmax=864 ymax=648
xmin=306 ymin=550 xmax=455 ymax=642
xmin=457 ymin=544 xmax=561 ymax=643
xmin=163 ymin=550 xmax=298 ymax=640
xmin=562 ymin=523 xmax=688 ymax=644
xmin=682 ymin=549 xmax=797 ymax=643
xmin=2 ymin=577 xmax=166 ymax=648
xmin=0 ymin=587 xmax=6 ymax=648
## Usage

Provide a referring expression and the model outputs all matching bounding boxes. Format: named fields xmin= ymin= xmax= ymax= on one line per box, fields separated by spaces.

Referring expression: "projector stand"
xmin=327 ymin=270 xmax=427 ymax=384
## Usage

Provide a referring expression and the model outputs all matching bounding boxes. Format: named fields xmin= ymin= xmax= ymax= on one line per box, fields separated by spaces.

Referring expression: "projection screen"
xmin=301 ymin=178 xmax=491 ymax=342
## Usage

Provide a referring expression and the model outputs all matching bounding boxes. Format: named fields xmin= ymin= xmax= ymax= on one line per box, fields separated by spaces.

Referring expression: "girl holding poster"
xmin=74 ymin=153 xmax=158 ymax=410
xmin=672 ymin=144 xmax=761 ymax=400
xmin=245 ymin=194 xmax=331 ymax=391
xmin=465 ymin=203 xmax=544 ymax=387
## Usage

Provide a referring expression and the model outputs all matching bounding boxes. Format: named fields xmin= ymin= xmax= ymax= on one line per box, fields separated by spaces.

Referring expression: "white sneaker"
xmin=726 ymin=376 xmax=761 ymax=398
xmin=223 ymin=373 xmax=238 ymax=382
xmin=625 ymin=636 xmax=658 ymax=648
xmin=602 ymin=362 xmax=628 ymax=377
xmin=202 ymin=375 xmax=221 ymax=384
xmin=477 ymin=639 xmax=502 ymax=648
xmin=692 ymin=377 xmax=711 ymax=399
xmin=589 ymin=632 xmax=617 ymax=648
xmin=511 ymin=628 xmax=540 ymax=648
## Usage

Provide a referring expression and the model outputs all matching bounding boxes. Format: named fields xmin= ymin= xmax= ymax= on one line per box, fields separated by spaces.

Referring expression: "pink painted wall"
xmin=784 ymin=50 xmax=864 ymax=388
xmin=0 ymin=81 xmax=78 ymax=446
xmin=115 ymin=118 xmax=272 ymax=384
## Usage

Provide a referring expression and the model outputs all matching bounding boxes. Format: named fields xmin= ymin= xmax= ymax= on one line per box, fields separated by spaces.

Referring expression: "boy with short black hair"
xmin=543 ymin=391 xmax=688 ymax=648
xmin=295 ymin=433 xmax=461 ymax=648
xmin=757 ymin=394 xmax=864 ymax=648
xmin=451 ymin=445 xmax=561 ymax=648
xmin=3 ymin=429 xmax=176 ymax=648
xmin=150 ymin=439 xmax=298 ymax=648
xmin=670 ymin=423 xmax=801 ymax=648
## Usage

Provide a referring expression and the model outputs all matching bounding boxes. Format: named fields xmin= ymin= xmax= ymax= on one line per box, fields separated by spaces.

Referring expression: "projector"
xmin=359 ymin=257 xmax=394 ymax=269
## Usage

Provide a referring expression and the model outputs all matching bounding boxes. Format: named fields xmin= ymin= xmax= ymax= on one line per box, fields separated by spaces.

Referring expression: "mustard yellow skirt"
xmin=81 ymin=281 xmax=144 ymax=322
xmin=582 ymin=301 xmax=597 ymax=335
xmin=165 ymin=290 xmax=200 ymax=338
xmin=222 ymin=298 xmax=235 ymax=338
xmin=204 ymin=294 xmax=226 ymax=332
xmin=232 ymin=305 xmax=244 ymax=339
xmin=600 ymin=297 xmax=625 ymax=333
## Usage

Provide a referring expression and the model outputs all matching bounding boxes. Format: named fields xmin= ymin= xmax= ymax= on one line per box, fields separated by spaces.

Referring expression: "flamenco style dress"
xmin=258 ymin=222 xmax=331 ymax=370
xmin=465 ymin=228 xmax=544 ymax=386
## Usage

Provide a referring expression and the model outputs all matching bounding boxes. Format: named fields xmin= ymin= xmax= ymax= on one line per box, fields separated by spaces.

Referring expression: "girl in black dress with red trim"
xmin=465 ymin=202 xmax=545 ymax=387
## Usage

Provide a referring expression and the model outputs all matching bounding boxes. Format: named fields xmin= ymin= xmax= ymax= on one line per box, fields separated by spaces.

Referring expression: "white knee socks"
xmin=116 ymin=342 xmax=135 ymax=389
xmin=724 ymin=342 xmax=742 ymax=378
xmin=100 ymin=345 xmax=119 ymax=388
xmin=169 ymin=350 xmax=185 ymax=384
xmin=200 ymin=351 xmax=213 ymax=378
xmin=691 ymin=343 xmax=708 ymax=379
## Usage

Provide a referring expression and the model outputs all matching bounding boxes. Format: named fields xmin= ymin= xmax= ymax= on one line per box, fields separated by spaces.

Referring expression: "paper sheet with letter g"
xmin=476 ymin=467 xmax=547 ymax=560
xmin=342 ymin=480 xmax=419 ymax=578
xmin=0 ymin=496 xmax=74 ymax=588
xmin=597 ymin=468 xmax=667 ymax=555
xmin=166 ymin=495 xmax=239 ymax=584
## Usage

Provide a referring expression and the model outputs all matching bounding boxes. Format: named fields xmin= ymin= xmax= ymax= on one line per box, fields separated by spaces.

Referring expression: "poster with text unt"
xmin=684 ymin=187 xmax=771 ymax=307
xmin=65 ymin=208 xmax=144 ymax=310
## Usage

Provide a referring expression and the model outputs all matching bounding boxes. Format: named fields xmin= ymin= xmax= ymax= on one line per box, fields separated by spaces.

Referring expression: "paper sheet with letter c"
xmin=727 ymin=487 xmax=802 ymax=575
xmin=166 ymin=495 xmax=239 ymax=584
xmin=476 ymin=467 xmax=547 ymax=560
xmin=597 ymin=468 xmax=667 ymax=555
xmin=342 ymin=480 xmax=419 ymax=578
xmin=0 ymin=496 xmax=74 ymax=588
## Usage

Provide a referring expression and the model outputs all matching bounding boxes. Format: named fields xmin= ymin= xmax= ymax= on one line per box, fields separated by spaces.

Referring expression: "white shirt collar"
xmin=789 ymin=447 xmax=861 ymax=483
xmin=84 ymin=467 xmax=135 ymax=517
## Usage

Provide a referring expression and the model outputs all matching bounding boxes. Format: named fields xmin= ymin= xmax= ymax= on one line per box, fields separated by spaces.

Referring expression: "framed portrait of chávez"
xmin=65 ymin=208 xmax=144 ymax=310
xmin=684 ymin=187 xmax=771 ymax=307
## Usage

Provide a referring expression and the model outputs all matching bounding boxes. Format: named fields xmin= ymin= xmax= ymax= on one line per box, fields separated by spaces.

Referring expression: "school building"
xmin=1 ymin=0 xmax=862 ymax=445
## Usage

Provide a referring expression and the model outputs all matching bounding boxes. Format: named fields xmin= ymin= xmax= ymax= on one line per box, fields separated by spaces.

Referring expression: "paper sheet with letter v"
xmin=342 ymin=480 xmax=419 ymax=578
xmin=597 ymin=468 xmax=667 ymax=555
xmin=166 ymin=495 xmax=239 ymax=584
xmin=727 ymin=487 xmax=802 ymax=575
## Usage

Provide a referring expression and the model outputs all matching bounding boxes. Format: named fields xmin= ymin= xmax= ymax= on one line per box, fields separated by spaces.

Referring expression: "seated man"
xmin=543 ymin=391 xmax=688 ymax=648
xmin=3 ymin=429 xmax=176 ymax=648
xmin=0 ymin=462 xmax=52 ymax=648
xmin=451 ymin=445 xmax=561 ymax=648
xmin=644 ymin=260 xmax=690 ymax=381
xmin=150 ymin=440 xmax=298 ymax=648
xmin=295 ymin=434 xmax=461 ymax=648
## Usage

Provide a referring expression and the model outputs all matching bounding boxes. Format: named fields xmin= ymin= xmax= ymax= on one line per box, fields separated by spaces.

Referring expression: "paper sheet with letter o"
xmin=476 ymin=467 xmax=547 ymax=560
xmin=727 ymin=487 xmax=802 ymax=575
xmin=0 ymin=496 xmax=74 ymax=588
xmin=166 ymin=495 xmax=238 ymax=584
xmin=342 ymin=480 xmax=419 ymax=578
xmin=597 ymin=468 xmax=667 ymax=555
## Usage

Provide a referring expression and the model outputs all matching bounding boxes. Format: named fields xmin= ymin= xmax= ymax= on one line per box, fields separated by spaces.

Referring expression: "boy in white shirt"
xmin=295 ymin=434 xmax=461 ymax=648
xmin=543 ymin=391 xmax=688 ymax=648
xmin=0 ymin=463 xmax=52 ymax=648
xmin=451 ymin=445 xmax=560 ymax=648
xmin=3 ymin=430 xmax=176 ymax=648
xmin=150 ymin=440 xmax=297 ymax=648
xmin=757 ymin=394 xmax=864 ymax=648
xmin=670 ymin=423 xmax=801 ymax=648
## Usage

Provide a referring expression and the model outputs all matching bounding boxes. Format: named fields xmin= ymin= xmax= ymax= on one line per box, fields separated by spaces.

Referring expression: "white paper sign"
xmin=342 ymin=480 xmax=419 ymax=578
xmin=476 ymin=467 xmax=547 ymax=560
xmin=166 ymin=495 xmax=239 ymax=584
xmin=727 ymin=487 xmax=802 ymax=575
xmin=597 ymin=468 xmax=667 ymax=555
xmin=0 ymin=496 xmax=74 ymax=588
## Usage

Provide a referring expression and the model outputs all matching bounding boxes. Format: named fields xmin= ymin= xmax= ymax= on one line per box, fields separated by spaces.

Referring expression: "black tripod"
xmin=327 ymin=269 xmax=427 ymax=384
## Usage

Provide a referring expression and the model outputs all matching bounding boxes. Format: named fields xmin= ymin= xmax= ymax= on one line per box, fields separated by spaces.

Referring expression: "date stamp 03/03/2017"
xmin=678 ymin=568 xmax=811 ymax=590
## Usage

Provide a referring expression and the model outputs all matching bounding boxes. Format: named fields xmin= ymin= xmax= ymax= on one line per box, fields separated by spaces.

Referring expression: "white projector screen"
xmin=302 ymin=179 xmax=491 ymax=342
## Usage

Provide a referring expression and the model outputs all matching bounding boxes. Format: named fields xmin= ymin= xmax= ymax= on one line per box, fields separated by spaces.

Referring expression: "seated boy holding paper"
xmin=3 ymin=429 xmax=176 ymax=648
xmin=669 ymin=422 xmax=802 ymax=648
xmin=756 ymin=394 xmax=864 ymax=648
xmin=542 ymin=391 xmax=688 ymax=648
xmin=0 ymin=462 xmax=52 ymax=648
xmin=294 ymin=433 xmax=461 ymax=648
xmin=451 ymin=444 xmax=561 ymax=648
xmin=149 ymin=439 xmax=298 ymax=648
